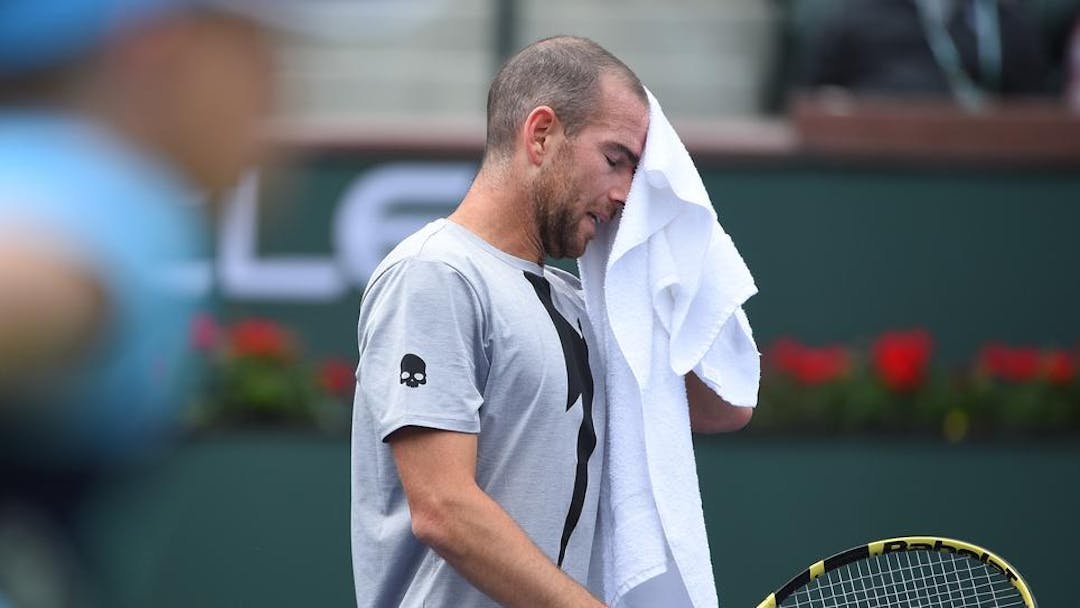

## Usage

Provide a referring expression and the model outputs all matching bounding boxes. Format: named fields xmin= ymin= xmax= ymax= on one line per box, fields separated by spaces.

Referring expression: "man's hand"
xmin=685 ymin=373 xmax=753 ymax=433
xmin=389 ymin=426 xmax=606 ymax=608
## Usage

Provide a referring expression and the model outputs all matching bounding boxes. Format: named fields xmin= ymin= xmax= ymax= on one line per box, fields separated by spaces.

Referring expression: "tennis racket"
xmin=757 ymin=536 xmax=1035 ymax=607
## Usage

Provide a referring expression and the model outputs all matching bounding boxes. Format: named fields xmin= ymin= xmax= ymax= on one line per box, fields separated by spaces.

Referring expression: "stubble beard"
xmin=530 ymin=146 xmax=583 ymax=260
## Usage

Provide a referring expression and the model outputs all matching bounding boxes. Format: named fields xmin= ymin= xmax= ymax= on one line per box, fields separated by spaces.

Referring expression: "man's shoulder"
xmin=364 ymin=220 xmax=484 ymax=297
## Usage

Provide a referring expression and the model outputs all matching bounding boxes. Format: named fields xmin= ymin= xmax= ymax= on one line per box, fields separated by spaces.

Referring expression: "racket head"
xmin=757 ymin=536 xmax=1036 ymax=608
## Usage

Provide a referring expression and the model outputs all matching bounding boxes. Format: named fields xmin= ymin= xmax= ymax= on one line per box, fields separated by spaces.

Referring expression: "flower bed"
xmin=186 ymin=315 xmax=355 ymax=434
xmin=754 ymin=330 xmax=1079 ymax=440
xmin=186 ymin=318 xmax=1078 ymax=441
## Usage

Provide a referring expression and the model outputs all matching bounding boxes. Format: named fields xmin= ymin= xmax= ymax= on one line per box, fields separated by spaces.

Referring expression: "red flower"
xmin=319 ymin=358 xmax=356 ymax=397
xmin=228 ymin=319 xmax=292 ymax=360
xmin=977 ymin=344 xmax=1008 ymax=379
xmin=769 ymin=339 xmax=805 ymax=376
xmin=767 ymin=339 xmax=850 ymax=385
xmin=978 ymin=344 xmax=1042 ymax=382
xmin=190 ymin=313 xmax=220 ymax=351
xmin=1008 ymin=348 xmax=1041 ymax=382
xmin=872 ymin=330 xmax=932 ymax=392
xmin=1044 ymin=350 xmax=1074 ymax=385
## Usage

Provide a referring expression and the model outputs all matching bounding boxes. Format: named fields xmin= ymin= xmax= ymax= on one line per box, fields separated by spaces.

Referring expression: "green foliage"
xmin=186 ymin=315 xmax=354 ymax=434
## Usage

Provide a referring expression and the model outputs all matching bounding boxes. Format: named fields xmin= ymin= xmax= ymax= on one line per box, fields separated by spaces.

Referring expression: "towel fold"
xmin=580 ymin=88 xmax=759 ymax=608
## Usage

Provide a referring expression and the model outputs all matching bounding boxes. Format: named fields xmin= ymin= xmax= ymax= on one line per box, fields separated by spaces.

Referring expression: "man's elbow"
xmin=691 ymin=404 xmax=753 ymax=434
xmin=407 ymin=489 xmax=476 ymax=560
xmin=409 ymin=495 xmax=455 ymax=552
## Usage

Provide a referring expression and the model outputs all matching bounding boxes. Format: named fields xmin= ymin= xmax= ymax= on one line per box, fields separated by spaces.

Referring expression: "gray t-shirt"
xmin=351 ymin=219 xmax=607 ymax=607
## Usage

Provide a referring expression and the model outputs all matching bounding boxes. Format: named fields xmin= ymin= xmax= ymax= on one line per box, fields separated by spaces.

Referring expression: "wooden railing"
xmin=792 ymin=94 xmax=1080 ymax=167
xmin=265 ymin=97 xmax=1080 ymax=166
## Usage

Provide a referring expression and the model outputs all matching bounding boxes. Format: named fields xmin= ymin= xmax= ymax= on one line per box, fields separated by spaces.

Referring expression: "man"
xmin=351 ymin=36 xmax=751 ymax=607
xmin=0 ymin=1 xmax=281 ymax=603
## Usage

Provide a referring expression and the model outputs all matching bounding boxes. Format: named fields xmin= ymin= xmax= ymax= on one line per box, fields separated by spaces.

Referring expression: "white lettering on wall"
xmin=177 ymin=162 xmax=476 ymax=301
xmin=219 ymin=172 xmax=348 ymax=301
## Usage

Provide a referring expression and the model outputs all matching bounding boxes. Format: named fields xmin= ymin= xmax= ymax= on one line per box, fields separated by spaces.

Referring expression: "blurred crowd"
xmin=262 ymin=0 xmax=1080 ymax=122
xmin=794 ymin=0 xmax=1080 ymax=109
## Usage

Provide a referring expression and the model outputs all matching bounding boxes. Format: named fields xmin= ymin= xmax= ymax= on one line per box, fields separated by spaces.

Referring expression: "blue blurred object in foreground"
xmin=0 ymin=112 xmax=204 ymax=462
xmin=0 ymin=0 xmax=184 ymax=75
xmin=0 ymin=0 xmax=286 ymax=462
xmin=0 ymin=0 xmax=301 ymax=76
xmin=0 ymin=0 xmax=279 ymax=601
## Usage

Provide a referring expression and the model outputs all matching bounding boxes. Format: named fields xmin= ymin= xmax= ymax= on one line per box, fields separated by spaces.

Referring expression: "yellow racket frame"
xmin=756 ymin=535 xmax=1036 ymax=608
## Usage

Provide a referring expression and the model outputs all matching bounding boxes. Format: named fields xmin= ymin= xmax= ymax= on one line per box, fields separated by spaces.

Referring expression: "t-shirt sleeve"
xmin=356 ymin=258 xmax=488 ymax=441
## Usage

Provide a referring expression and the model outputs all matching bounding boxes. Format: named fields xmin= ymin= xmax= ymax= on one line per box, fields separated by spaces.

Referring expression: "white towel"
xmin=579 ymin=88 xmax=760 ymax=608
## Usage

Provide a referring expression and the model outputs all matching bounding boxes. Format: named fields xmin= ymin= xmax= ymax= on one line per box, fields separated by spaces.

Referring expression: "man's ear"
xmin=521 ymin=106 xmax=560 ymax=167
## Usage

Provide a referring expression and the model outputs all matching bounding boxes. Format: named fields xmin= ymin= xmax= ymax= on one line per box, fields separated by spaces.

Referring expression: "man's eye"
xmin=605 ymin=156 xmax=617 ymax=167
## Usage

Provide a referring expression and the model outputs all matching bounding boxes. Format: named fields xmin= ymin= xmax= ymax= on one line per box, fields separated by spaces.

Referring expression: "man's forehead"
xmin=594 ymin=77 xmax=649 ymax=155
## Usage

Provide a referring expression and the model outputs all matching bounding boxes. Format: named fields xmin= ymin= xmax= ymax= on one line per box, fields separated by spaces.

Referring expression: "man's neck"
xmin=449 ymin=165 xmax=545 ymax=265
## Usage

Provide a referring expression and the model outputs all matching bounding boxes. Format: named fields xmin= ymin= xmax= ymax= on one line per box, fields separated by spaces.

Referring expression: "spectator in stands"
xmin=802 ymin=0 xmax=1050 ymax=106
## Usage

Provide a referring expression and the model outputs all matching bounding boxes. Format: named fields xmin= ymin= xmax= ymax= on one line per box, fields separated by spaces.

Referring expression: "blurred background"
xmin=3 ymin=0 xmax=1080 ymax=606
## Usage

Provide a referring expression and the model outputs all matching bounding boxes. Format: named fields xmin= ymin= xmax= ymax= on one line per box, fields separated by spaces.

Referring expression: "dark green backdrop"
xmin=225 ymin=153 xmax=1080 ymax=363
xmin=85 ymin=435 xmax=1078 ymax=607
xmin=117 ymin=151 xmax=1079 ymax=607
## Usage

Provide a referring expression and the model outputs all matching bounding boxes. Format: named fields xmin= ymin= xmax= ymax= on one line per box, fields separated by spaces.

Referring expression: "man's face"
xmin=531 ymin=74 xmax=648 ymax=259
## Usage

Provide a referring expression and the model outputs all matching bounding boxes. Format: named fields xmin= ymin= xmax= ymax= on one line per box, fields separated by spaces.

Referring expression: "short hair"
xmin=484 ymin=36 xmax=645 ymax=161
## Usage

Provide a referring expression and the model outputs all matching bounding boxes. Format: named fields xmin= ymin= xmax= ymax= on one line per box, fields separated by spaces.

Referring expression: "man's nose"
xmin=609 ymin=177 xmax=632 ymax=207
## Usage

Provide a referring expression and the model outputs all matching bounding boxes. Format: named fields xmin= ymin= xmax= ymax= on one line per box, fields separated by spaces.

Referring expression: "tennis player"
xmin=351 ymin=36 xmax=753 ymax=607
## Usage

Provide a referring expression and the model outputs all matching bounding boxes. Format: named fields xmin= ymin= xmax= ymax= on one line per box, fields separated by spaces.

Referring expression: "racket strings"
xmin=781 ymin=548 xmax=1026 ymax=608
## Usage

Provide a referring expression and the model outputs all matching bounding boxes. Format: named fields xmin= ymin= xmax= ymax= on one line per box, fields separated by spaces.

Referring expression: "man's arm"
xmin=390 ymin=426 xmax=605 ymax=608
xmin=0 ymin=241 xmax=106 ymax=390
xmin=685 ymin=372 xmax=753 ymax=433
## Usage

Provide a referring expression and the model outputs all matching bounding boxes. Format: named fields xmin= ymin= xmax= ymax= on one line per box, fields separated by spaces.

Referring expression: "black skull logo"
xmin=399 ymin=354 xmax=427 ymax=388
